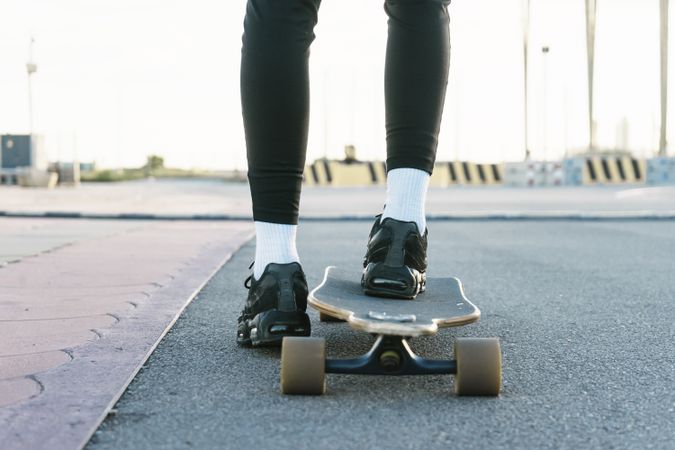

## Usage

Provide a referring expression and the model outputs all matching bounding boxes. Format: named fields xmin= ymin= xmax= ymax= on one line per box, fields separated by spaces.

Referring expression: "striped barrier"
xmin=304 ymin=160 xmax=386 ymax=187
xmin=304 ymin=159 xmax=504 ymax=187
xmin=564 ymin=156 xmax=646 ymax=185
xmin=584 ymin=156 xmax=645 ymax=184
xmin=432 ymin=161 xmax=503 ymax=186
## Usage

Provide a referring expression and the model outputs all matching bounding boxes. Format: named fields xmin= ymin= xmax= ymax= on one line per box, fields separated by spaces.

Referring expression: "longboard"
xmin=309 ymin=266 xmax=480 ymax=337
xmin=279 ymin=266 xmax=502 ymax=397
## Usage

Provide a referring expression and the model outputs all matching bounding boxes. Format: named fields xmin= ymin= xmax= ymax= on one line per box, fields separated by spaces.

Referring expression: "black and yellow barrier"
xmin=582 ymin=156 xmax=645 ymax=184
xmin=304 ymin=159 xmax=504 ymax=187
xmin=431 ymin=162 xmax=503 ymax=187
xmin=304 ymin=160 xmax=386 ymax=187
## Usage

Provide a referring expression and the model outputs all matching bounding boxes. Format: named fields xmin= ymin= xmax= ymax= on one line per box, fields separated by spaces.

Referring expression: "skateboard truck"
xmin=325 ymin=335 xmax=455 ymax=375
xmin=280 ymin=334 xmax=500 ymax=396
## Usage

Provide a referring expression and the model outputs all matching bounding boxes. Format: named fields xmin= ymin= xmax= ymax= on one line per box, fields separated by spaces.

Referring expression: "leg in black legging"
xmin=384 ymin=0 xmax=451 ymax=174
xmin=241 ymin=0 xmax=321 ymax=225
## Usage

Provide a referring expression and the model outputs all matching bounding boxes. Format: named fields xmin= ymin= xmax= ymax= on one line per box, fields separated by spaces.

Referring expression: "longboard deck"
xmin=309 ymin=266 xmax=480 ymax=337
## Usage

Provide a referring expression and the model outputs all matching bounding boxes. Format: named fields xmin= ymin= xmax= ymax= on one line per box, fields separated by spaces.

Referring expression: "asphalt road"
xmin=87 ymin=220 xmax=675 ymax=450
xmin=2 ymin=180 xmax=675 ymax=218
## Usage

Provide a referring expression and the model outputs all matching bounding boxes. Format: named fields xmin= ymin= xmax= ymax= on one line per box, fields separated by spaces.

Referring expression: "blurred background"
xmin=0 ymin=0 xmax=674 ymax=197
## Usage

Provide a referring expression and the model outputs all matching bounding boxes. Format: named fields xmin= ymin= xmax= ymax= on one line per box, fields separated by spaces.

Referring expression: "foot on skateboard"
xmin=237 ymin=262 xmax=311 ymax=347
xmin=362 ymin=215 xmax=427 ymax=299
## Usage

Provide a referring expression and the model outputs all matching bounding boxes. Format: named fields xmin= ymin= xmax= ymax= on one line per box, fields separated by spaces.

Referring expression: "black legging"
xmin=241 ymin=0 xmax=451 ymax=224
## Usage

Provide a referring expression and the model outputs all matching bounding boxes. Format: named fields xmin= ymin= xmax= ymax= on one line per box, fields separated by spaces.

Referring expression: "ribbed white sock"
xmin=253 ymin=221 xmax=300 ymax=279
xmin=381 ymin=168 xmax=430 ymax=233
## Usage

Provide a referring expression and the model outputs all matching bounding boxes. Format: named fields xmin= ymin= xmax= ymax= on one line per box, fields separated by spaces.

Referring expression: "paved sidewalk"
xmin=0 ymin=219 xmax=253 ymax=450
xmin=0 ymin=219 xmax=134 ymax=266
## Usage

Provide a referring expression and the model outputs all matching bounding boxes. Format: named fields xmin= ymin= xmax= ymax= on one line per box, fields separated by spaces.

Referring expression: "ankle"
xmin=254 ymin=221 xmax=300 ymax=278
xmin=381 ymin=168 xmax=429 ymax=233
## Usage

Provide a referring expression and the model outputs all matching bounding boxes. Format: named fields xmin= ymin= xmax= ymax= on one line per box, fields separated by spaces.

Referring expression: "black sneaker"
xmin=362 ymin=214 xmax=428 ymax=299
xmin=237 ymin=262 xmax=311 ymax=347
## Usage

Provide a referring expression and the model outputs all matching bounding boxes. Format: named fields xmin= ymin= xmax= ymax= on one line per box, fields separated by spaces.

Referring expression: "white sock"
xmin=253 ymin=221 xmax=300 ymax=279
xmin=381 ymin=168 xmax=430 ymax=233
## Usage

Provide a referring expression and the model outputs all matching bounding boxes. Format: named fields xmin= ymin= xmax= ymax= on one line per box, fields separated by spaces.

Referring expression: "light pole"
xmin=660 ymin=0 xmax=669 ymax=156
xmin=541 ymin=46 xmax=550 ymax=161
xmin=26 ymin=37 xmax=38 ymax=136
xmin=522 ymin=0 xmax=531 ymax=161
xmin=585 ymin=0 xmax=597 ymax=152
xmin=323 ymin=68 xmax=329 ymax=160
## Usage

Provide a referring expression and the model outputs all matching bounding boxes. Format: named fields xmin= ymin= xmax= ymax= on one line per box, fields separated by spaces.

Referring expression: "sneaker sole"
xmin=240 ymin=310 xmax=311 ymax=347
xmin=362 ymin=263 xmax=426 ymax=300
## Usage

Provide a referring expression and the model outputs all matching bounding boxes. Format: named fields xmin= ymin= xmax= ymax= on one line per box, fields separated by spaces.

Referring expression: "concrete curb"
xmin=2 ymin=210 xmax=675 ymax=221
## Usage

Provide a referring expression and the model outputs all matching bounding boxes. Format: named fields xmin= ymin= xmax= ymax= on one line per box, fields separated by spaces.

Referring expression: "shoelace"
xmin=244 ymin=261 xmax=254 ymax=289
xmin=239 ymin=261 xmax=256 ymax=322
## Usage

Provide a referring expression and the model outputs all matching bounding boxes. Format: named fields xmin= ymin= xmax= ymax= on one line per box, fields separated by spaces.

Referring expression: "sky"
xmin=0 ymin=0 xmax=670 ymax=169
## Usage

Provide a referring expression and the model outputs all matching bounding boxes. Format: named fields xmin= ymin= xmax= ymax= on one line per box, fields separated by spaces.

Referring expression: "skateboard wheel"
xmin=319 ymin=312 xmax=345 ymax=323
xmin=280 ymin=337 xmax=326 ymax=395
xmin=454 ymin=337 xmax=501 ymax=396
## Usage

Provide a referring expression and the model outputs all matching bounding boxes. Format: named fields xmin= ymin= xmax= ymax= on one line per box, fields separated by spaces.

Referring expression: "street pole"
xmin=349 ymin=69 xmax=356 ymax=152
xmin=454 ymin=78 xmax=461 ymax=162
xmin=323 ymin=68 xmax=329 ymax=160
xmin=660 ymin=0 xmax=669 ymax=156
xmin=585 ymin=0 xmax=597 ymax=152
xmin=26 ymin=37 xmax=38 ymax=136
xmin=523 ymin=0 xmax=531 ymax=161
xmin=542 ymin=46 xmax=550 ymax=161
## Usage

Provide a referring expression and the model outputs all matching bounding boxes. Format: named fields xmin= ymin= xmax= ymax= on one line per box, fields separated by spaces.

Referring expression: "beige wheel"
xmin=319 ymin=312 xmax=345 ymax=323
xmin=454 ymin=337 xmax=501 ymax=396
xmin=280 ymin=337 xmax=326 ymax=395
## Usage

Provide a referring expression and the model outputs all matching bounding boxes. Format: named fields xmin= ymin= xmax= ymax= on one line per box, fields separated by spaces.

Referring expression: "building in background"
xmin=0 ymin=134 xmax=47 ymax=185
